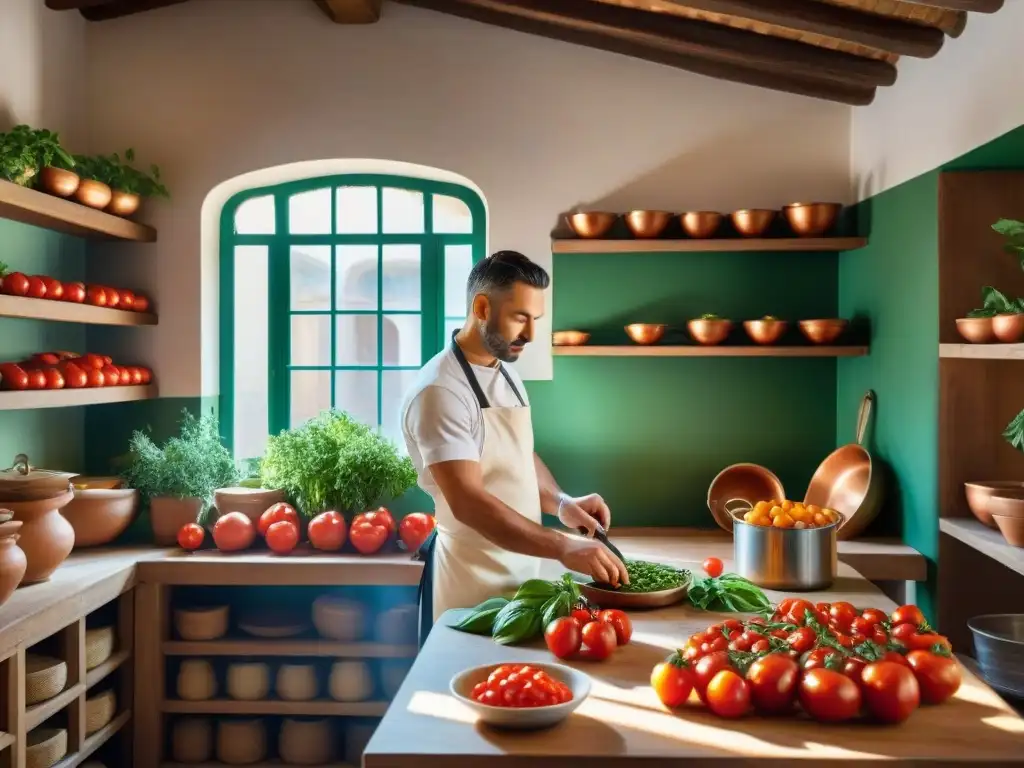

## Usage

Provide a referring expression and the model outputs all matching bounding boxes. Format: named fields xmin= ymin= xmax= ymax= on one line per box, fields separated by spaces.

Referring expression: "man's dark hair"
xmin=466 ymin=250 xmax=550 ymax=304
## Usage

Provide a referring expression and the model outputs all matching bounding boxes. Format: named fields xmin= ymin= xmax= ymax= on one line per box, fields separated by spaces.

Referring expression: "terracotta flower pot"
xmin=992 ymin=313 xmax=1024 ymax=343
xmin=38 ymin=167 xmax=80 ymax=198
xmin=3 ymin=491 xmax=74 ymax=584
xmin=106 ymin=190 xmax=140 ymax=217
xmin=0 ymin=521 xmax=27 ymax=606
xmin=150 ymin=496 xmax=204 ymax=546
xmin=214 ymin=487 xmax=287 ymax=526
xmin=74 ymin=179 xmax=112 ymax=210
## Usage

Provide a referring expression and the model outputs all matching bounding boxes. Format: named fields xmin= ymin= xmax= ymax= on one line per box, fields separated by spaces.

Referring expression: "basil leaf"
xmin=514 ymin=579 xmax=558 ymax=602
xmin=449 ymin=597 xmax=509 ymax=635
xmin=541 ymin=592 xmax=571 ymax=629
xmin=492 ymin=599 xmax=543 ymax=645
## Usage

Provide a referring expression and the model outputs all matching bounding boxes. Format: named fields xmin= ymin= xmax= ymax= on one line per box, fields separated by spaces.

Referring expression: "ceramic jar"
xmin=276 ymin=664 xmax=318 ymax=701
xmin=279 ymin=718 xmax=333 ymax=765
xmin=171 ymin=718 xmax=212 ymax=763
xmin=312 ymin=596 xmax=366 ymax=641
xmin=329 ymin=660 xmax=373 ymax=702
xmin=0 ymin=520 xmax=27 ymax=606
xmin=226 ymin=662 xmax=270 ymax=701
xmin=3 ymin=491 xmax=74 ymax=583
xmin=216 ymin=719 xmax=266 ymax=765
xmin=177 ymin=660 xmax=217 ymax=701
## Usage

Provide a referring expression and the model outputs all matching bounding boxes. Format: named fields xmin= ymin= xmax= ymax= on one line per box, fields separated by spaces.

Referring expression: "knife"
xmin=577 ymin=524 xmax=626 ymax=563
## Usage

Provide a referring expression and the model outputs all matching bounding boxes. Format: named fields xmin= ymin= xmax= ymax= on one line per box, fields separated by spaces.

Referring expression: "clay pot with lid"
xmin=0 ymin=518 xmax=27 ymax=606
xmin=0 ymin=454 xmax=75 ymax=502
xmin=3 ymin=491 xmax=75 ymax=583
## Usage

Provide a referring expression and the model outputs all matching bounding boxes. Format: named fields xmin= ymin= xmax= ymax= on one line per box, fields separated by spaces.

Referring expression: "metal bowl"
xmin=966 ymin=482 xmax=1024 ymax=528
xmin=624 ymin=210 xmax=673 ymax=239
xmin=707 ymin=463 xmax=786 ymax=533
xmin=798 ymin=319 xmax=848 ymax=344
xmin=687 ymin=318 xmax=733 ymax=346
xmin=552 ymin=330 xmax=591 ymax=347
xmin=624 ymin=323 xmax=667 ymax=345
xmin=681 ymin=211 xmax=723 ymax=239
xmin=783 ymin=202 xmax=842 ymax=237
xmin=566 ymin=212 xmax=617 ymax=239
xmin=578 ymin=576 xmax=690 ymax=610
xmin=956 ymin=317 xmax=995 ymax=344
xmin=731 ymin=511 xmax=841 ymax=591
xmin=731 ymin=209 xmax=776 ymax=237
xmin=968 ymin=614 xmax=1024 ymax=699
xmin=743 ymin=318 xmax=788 ymax=345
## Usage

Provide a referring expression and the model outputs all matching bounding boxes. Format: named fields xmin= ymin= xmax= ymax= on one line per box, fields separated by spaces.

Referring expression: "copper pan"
xmin=803 ymin=391 xmax=882 ymax=540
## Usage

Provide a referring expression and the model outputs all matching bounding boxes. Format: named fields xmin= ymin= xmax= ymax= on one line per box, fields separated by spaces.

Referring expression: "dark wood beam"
xmin=897 ymin=0 xmax=1002 ymax=11
xmin=400 ymin=0 xmax=895 ymax=89
xmin=45 ymin=0 xmax=111 ymax=10
xmin=651 ymin=0 xmax=944 ymax=57
xmin=314 ymin=0 xmax=383 ymax=23
xmin=397 ymin=0 xmax=875 ymax=105
xmin=78 ymin=0 xmax=188 ymax=21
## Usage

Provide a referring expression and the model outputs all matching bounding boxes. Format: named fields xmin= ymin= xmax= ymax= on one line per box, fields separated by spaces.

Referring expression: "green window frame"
xmin=219 ymin=173 xmax=487 ymax=457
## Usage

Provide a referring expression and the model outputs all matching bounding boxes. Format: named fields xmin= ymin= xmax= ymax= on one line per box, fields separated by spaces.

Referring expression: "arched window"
xmin=219 ymin=174 xmax=486 ymax=459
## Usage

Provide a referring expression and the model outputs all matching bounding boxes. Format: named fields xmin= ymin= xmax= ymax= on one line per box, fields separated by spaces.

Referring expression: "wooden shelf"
xmin=25 ymin=682 xmax=85 ymax=731
xmin=551 ymin=237 xmax=867 ymax=254
xmin=0 ymin=731 xmax=14 ymax=752
xmin=163 ymin=763 xmax=355 ymax=768
xmin=940 ymin=343 xmax=1024 ymax=359
xmin=86 ymin=649 xmax=129 ymax=689
xmin=940 ymin=518 xmax=1024 ymax=578
xmin=553 ymin=345 xmax=869 ymax=357
xmin=163 ymin=640 xmax=416 ymax=658
xmin=0 ymin=180 xmax=155 ymax=242
xmin=0 ymin=384 xmax=157 ymax=411
xmin=161 ymin=699 xmax=389 ymax=717
xmin=53 ymin=709 xmax=131 ymax=768
xmin=0 ymin=296 xmax=156 ymax=326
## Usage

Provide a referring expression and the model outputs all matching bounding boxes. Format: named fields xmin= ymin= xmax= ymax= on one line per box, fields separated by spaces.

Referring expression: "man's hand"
xmin=557 ymin=536 xmax=629 ymax=587
xmin=557 ymin=492 xmax=611 ymax=536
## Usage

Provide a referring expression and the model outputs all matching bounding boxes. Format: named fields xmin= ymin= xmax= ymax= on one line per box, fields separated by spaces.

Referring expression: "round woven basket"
xmin=85 ymin=626 xmax=115 ymax=670
xmin=25 ymin=655 xmax=67 ymax=705
xmin=85 ymin=689 xmax=116 ymax=734
xmin=26 ymin=728 xmax=67 ymax=768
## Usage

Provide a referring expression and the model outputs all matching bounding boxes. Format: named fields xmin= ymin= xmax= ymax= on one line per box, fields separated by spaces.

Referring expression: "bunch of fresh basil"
xmin=450 ymin=573 xmax=580 ymax=645
xmin=687 ymin=572 xmax=771 ymax=613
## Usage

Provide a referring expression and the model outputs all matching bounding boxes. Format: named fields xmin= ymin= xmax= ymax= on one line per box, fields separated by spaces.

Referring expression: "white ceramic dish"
xmin=449 ymin=662 xmax=591 ymax=729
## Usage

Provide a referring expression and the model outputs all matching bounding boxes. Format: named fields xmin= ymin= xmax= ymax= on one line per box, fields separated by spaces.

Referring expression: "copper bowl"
xmin=688 ymin=318 xmax=733 ymax=346
xmin=992 ymin=313 xmax=1024 ymax=343
xmin=567 ymin=212 xmax=617 ymax=239
xmin=743 ymin=318 xmax=788 ymax=345
xmin=681 ymin=211 xmax=723 ymax=239
xmin=989 ymin=493 xmax=1024 ymax=520
xmin=74 ymin=179 xmax=112 ymax=210
xmin=624 ymin=323 xmax=667 ymax=345
xmin=966 ymin=483 xmax=1024 ymax=527
xmin=107 ymin=190 xmax=141 ymax=218
xmin=38 ymin=167 xmax=80 ymax=198
xmin=783 ymin=203 xmax=842 ymax=237
xmin=798 ymin=319 xmax=848 ymax=344
xmin=731 ymin=209 xmax=776 ymax=237
xmin=956 ymin=317 xmax=995 ymax=343
xmin=624 ymin=210 xmax=673 ymax=239
xmin=707 ymin=463 xmax=786 ymax=533
xmin=552 ymin=330 xmax=591 ymax=347
xmin=992 ymin=513 xmax=1024 ymax=547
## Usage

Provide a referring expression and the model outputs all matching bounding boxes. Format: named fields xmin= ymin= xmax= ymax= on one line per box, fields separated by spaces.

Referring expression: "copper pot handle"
xmin=855 ymin=391 xmax=875 ymax=446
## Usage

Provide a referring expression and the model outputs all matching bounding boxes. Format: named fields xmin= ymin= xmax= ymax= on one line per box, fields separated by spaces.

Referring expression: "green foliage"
xmin=967 ymin=285 xmax=1024 ymax=318
xmin=993 ymin=219 xmax=1024 ymax=271
xmin=120 ymin=409 xmax=240 ymax=506
xmin=1004 ymin=408 xmax=1024 ymax=454
xmin=0 ymin=125 xmax=75 ymax=185
xmin=73 ymin=148 xmax=170 ymax=198
xmin=259 ymin=410 xmax=417 ymax=519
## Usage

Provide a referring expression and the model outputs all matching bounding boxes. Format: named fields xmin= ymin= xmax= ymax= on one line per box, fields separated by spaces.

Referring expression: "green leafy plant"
xmin=0 ymin=125 xmax=75 ymax=185
xmin=1004 ymin=408 xmax=1024 ymax=454
xmin=259 ymin=410 xmax=416 ymax=519
xmin=73 ymin=149 xmax=170 ymax=198
xmin=120 ymin=409 xmax=240 ymax=508
xmin=993 ymin=219 xmax=1024 ymax=271
xmin=967 ymin=286 xmax=1024 ymax=318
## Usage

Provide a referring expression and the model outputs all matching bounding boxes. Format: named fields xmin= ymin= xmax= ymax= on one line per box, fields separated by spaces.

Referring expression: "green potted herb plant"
xmin=68 ymin=154 xmax=115 ymax=210
xmin=99 ymin=148 xmax=170 ymax=217
xmin=259 ymin=410 xmax=417 ymax=519
xmin=0 ymin=124 xmax=76 ymax=190
xmin=957 ymin=220 xmax=1024 ymax=343
xmin=120 ymin=409 xmax=240 ymax=545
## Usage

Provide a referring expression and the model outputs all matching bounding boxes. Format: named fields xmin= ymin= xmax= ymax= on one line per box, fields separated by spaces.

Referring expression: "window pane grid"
xmin=289 ymin=365 xmax=421 ymax=371
xmin=289 ymin=309 xmax=420 ymax=316
xmin=376 ymin=185 xmax=384 ymax=429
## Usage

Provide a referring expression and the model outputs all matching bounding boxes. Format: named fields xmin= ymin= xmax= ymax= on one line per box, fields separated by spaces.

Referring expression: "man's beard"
xmin=479 ymin=318 xmax=526 ymax=363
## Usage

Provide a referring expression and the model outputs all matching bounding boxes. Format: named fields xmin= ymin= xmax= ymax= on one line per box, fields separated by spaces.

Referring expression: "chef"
xmin=401 ymin=249 xmax=629 ymax=645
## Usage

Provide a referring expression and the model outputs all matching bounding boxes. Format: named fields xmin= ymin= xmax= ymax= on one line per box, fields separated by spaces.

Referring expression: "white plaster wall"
xmin=81 ymin=0 xmax=851 ymax=397
xmin=852 ymin=1 xmax=1024 ymax=200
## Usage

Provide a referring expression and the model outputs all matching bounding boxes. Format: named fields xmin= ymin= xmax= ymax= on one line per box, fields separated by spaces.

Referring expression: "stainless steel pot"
xmin=731 ymin=512 xmax=841 ymax=591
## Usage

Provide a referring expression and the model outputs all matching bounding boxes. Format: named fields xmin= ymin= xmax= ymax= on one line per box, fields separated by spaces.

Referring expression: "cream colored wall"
xmin=852 ymin=1 xmax=1024 ymax=200
xmin=81 ymin=0 xmax=851 ymax=395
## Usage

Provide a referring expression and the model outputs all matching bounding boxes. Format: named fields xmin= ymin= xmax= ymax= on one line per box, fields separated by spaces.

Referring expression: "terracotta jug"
xmin=0 ymin=521 xmax=27 ymax=605
xmin=3 ymin=491 xmax=74 ymax=583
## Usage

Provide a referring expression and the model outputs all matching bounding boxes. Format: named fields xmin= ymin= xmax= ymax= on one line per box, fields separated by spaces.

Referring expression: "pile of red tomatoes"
xmin=544 ymin=606 xmax=633 ymax=662
xmin=651 ymin=599 xmax=962 ymax=724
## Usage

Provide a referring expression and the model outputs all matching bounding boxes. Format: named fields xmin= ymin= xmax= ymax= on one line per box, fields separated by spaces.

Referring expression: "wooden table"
xmin=364 ymin=557 xmax=1024 ymax=766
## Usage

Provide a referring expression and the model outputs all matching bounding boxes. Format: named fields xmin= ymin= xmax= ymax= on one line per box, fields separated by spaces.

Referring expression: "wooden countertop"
xmin=364 ymin=560 xmax=1024 ymax=767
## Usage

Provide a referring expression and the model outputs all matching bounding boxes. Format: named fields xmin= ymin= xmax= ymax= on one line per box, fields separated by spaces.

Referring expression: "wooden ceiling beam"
xmin=396 ymin=0 xmax=875 ymax=105
xmin=897 ymin=0 xmax=1002 ymax=11
xmin=400 ymin=0 xmax=895 ymax=89
xmin=650 ymin=0 xmax=944 ymax=57
xmin=77 ymin=0 xmax=189 ymax=21
xmin=44 ymin=0 xmax=112 ymax=10
xmin=314 ymin=0 xmax=383 ymax=23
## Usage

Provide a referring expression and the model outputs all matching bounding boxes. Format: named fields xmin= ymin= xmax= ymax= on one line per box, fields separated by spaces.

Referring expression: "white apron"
xmin=418 ymin=333 xmax=542 ymax=632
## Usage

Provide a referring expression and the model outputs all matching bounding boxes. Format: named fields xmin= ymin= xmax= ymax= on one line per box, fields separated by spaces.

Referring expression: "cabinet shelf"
xmin=0 ymin=384 xmax=157 ymax=411
xmin=53 ymin=709 xmax=131 ymax=768
xmin=163 ymin=640 xmax=416 ymax=658
xmin=0 ymin=180 xmax=155 ymax=242
xmin=0 ymin=295 xmax=156 ymax=326
xmin=552 ymin=237 xmax=867 ymax=254
xmin=161 ymin=699 xmax=389 ymax=717
xmin=940 ymin=343 xmax=1024 ymax=359
xmin=940 ymin=518 xmax=1024 ymax=579
xmin=553 ymin=345 xmax=869 ymax=358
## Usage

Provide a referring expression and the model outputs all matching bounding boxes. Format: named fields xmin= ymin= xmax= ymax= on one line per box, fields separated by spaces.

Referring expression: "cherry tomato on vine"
xmin=891 ymin=604 xmax=926 ymax=627
xmin=861 ymin=661 xmax=920 ymax=724
xmin=545 ymin=617 xmax=582 ymax=660
xmin=906 ymin=650 xmax=961 ymax=705
xmin=705 ymin=669 xmax=750 ymax=718
xmin=745 ymin=653 xmax=798 ymax=715
xmin=799 ymin=668 xmax=862 ymax=723
xmin=651 ymin=658 xmax=695 ymax=708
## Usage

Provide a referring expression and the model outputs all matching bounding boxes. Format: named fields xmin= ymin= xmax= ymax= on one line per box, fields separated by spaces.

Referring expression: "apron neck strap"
xmin=450 ymin=330 xmax=526 ymax=409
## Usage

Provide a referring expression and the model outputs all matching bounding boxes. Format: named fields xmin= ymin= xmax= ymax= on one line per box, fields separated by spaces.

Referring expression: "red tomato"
xmin=41 ymin=277 xmax=63 ymax=300
xmin=43 ymin=368 xmax=64 ymax=389
xmin=258 ymin=502 xmax=299 ymax=537
xmin=101 ymin=365 xmax=121 ymax=386
xmin=786 ymin=626 xmax=817 ymax=654
xmin=399 ymin=512 xmax=435 ymax=552
xmin=908 ymin=633 xmax=952 ymax=652
xmin=0 ymin=364 xmax=29 ymax=390
xmin=799 ymin=668 xmax=862 ymax=723
xmin=705 ymin=669 xmax=750 ymax=718
xmin=350 ymin=518 xmax=388 ymax=554
xmin=882 ymin=651 xmax=911 ymax=667
xmin=851 ymin=616 xmax=875 ymax=636
xmin=891 ymin=622 xmax=917 ymax=642
xmin=545 ymin=616 xmax=582 ymax=660
xmin=1 ymin=272 xmax=29 ymax=296
xmin=177 ymin=522 xmax=205 ymax=551
xmin=86 ymin=367 xmax=105 ymax=387
xmin=134 ymin=294 xmax=150 ymax=312
xmin=86 ymin=285 xmax=107 ymax=306
xmin=307 ymin=510 xmax=347 ymax=551
xmin=694 ymin=651 xmax=732 ymax=698
xmin=571 ymin=608 xmax=593 ymax=625
xmin=62 ymin=282 xmax=85 ymax=303
xmin=785 ymin=599 xmax=815 ymax=625
xmin=861 ymin=608 xmax=887 ymax=625
xmin=212 ymin=511 xmax=256 ymax=552
xmin=27 ymin=369 xmax=46 ymax=389
xmin=829 ymin=601 xmax=857 ymax=630
xmin=364 ymin=507 xmax=396 ymax=535
xmin=702 ymin=556 xmax=723 ymax=578
xmin=266 ymin=520 xmax=299 ymax=554
xmin=117 ymin=366 xmax=131 ymax=384
xmin=891 ymin=604 xmax=925 ymax=627
xmin=60 ymin=362 xmax=88 ymax=388
xmin=82 ymin=353 xmax=106 ymax=370
xmin=580 ymin=620 xmax=617 ymax=660
xmin=598 ymin=609 xmax=632 ymax=646
xmin=119 ymin=290 xmax=136 ymax=310
xmin=801 ymin=647 xmax=839 ymax=671
xmin=138 ymin=367 xmax=152 ymax=384
xmin=651 ymin=658 xmax=695 ymax=708
xmin=861 ymin=661 xmax=920 ymax=724
xmin=746 ymin=653 xmax=799 ymax=715
xmin=842 ymin=656 xmax=867 ymax=680
xmin=106 ymin=288 xmax=121 ymax=308
xmin=906 ymin=650 xmax=962 ymax=705
xmin=26 ymin=276 xmax=46 ymax=298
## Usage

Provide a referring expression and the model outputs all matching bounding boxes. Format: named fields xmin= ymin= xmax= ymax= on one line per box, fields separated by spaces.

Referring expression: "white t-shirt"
xmin=401 ymin=345 xmax=529 ymax=499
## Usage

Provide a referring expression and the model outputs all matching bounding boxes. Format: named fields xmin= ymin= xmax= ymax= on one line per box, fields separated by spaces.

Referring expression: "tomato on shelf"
xmin=212 ymin=511 xmax=255 ymax=552
xmin=177 ymin=522 xmax=205 ymax=551
xmin=307 ymin=510 xmax=347 ymax=552
xmin=258 ymin=502 xmax=299 ymax=537
xmin=399 ymin=511 xmax=435 ymax=552
xmin=349 ymin=513 xmax=389 ymax=554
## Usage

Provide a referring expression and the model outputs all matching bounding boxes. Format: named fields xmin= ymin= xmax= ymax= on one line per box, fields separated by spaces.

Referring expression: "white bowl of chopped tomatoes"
xmin=450 ymin=662 xmax=591 ymax=729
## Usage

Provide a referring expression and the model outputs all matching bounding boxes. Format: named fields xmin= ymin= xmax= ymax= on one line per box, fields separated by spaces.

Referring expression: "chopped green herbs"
xmin=615 ymin=560 xmax=691 ymax=593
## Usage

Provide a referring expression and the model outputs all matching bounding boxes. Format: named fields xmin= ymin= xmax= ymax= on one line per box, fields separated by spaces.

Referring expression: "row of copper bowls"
xmin=566 ymin=203 xmax=842 ymax=240
xmin=956 ymin=314 xmax=1024 ymax=344
xmin=964 ymin=482 xmax=1024 ymax=546
xmin=554 ymin=319 xmax=848 ymax=347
